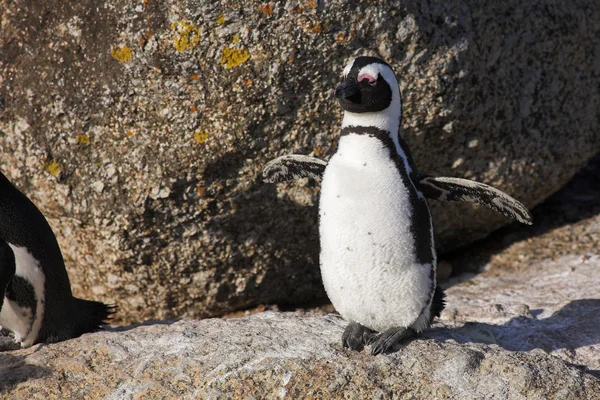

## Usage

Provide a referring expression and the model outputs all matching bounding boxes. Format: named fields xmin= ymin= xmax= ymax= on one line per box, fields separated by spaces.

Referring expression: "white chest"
xmin=318 ymin=134 xmax=434 ymax=332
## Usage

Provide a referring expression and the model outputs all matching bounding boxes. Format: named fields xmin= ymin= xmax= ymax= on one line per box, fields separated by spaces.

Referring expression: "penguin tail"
xmin=69 ymin=297 xmax=117 ymax=336
xmin=431 ymin=285 xmax=446 ymax=319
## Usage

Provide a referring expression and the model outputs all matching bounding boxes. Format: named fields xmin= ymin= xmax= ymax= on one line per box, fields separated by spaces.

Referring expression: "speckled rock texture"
xmin=1 ymin=1 xmax=599 ymax=322
xmin=1 ymin=254 xmax=599 ymax=399
xmin=445 ymin=152 xmax=600 ymax=275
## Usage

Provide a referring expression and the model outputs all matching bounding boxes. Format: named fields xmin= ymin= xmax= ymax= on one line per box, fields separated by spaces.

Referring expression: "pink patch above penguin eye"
xmin=358 ymin=74 xmax=377 ymax=85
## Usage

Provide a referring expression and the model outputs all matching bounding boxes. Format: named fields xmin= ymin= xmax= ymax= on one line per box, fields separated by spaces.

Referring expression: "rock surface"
xmin=1 ymin=254 xmax=599 ymax=399
xmin=1 ymin=1 xmax=599 ymax=322
xmin=445 ymin=152 xmax=600 ymax=275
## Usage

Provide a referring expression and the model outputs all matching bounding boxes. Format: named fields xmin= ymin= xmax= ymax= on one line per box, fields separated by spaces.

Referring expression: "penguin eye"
xmin=358 ymin=74 xmax=377 ymax=86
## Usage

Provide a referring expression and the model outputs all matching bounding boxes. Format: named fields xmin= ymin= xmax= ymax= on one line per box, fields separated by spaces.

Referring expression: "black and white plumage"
xmin=0 ymin=170 xmax=115 ymax=348
xmin=262 ymin=155 xmax=327 ymax=183
xmin=262 ymin=56 xmax=532 ymax=355
xmin=416 ymin=176 xmax=532 ymax=225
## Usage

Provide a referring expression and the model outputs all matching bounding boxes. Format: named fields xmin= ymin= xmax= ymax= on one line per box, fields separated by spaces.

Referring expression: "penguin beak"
xmin=335 ymin=79 xmax=360 ymax=100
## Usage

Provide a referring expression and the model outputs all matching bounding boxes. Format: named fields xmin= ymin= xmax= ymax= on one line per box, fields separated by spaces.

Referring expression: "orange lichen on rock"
xmin=259 ymin=4 xmax=273 ymax=16
xmin=170 ymin=21 xmax=201 ymax=52
xmin=307 ymin=23 xmax=323 ymax=34
xmin=111 ymin=45 xmax=132 ymax=62
xmin=140 ymin=29 xmax=154 ymax=47
xmin=220 ymin=46 xmax=250 ymax=68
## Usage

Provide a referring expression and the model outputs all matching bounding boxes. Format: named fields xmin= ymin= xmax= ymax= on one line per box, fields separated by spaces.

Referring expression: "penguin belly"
xmin=0 ymin=244 xmax=45 ymax=347
xmin=0 ymin=297 xmax=34 ymax=344
xmin=319 ymin=134 xmax=434 ymax=333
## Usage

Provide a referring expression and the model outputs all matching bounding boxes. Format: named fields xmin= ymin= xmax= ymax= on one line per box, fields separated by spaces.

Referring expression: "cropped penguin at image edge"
xmin=262 ymin=56 xmax=533 ymax=355
xmin=0 ymin=170 xmax=115 ymax=348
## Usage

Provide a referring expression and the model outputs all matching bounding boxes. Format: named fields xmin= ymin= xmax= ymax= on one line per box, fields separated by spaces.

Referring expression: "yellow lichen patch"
xmin=231 ymin=34 xmax=240 ymax=44
xmin=216 ymin=14 xmax=226 ymax=25
xmin=111 ymin=45 xmax=132 ymax=62
xmin=170 ymin=21 xmax=201 ymax=52
xmin=76 ymin=134 xmax=90 ymax=144
xmin=220 ymin=46 xmax=250 ymax=68
xmin=44 ymin=161 xmax=61 ymax=177
xmin=259 ymin=4 xmax=273 ymax=16
xmin=194 ymin=130 xmax=209 ymax=143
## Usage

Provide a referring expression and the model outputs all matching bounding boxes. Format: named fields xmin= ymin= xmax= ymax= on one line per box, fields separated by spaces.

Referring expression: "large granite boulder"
xmin=1 ymin=254 xmax=599 ymax=398
xmin=0 ymin=0 xmax=599 ymax=322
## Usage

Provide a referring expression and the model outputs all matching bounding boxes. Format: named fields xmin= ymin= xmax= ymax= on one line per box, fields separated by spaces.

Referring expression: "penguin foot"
xmin=0 ymin=330 xmax=21 ymax=352
xmin=342 ymin=322 xmax=377 ymax=351
xmin=371 ymin=327 xmax=417 ymax=355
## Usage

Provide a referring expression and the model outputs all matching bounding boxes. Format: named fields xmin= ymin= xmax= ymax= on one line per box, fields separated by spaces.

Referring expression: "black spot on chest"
xmin=5 ymin=275 xmax=37 ymax=314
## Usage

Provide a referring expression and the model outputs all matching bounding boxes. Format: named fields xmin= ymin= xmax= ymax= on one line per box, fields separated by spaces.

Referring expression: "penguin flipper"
xmin=262 ymin=154 xmax=327 ymax=183
xmin=416 ymin=176 xmax=533 ymax=225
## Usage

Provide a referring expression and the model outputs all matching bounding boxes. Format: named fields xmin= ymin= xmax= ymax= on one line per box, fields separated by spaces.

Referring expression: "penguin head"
xmin=335 ymin=56 xmax=398 ymax=114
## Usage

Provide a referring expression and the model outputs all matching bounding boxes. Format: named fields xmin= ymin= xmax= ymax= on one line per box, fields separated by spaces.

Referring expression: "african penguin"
xmin=0 ymin=170 xmax=115 ymax=348
xmin=262 ymin=56 xmax=533 ymax=355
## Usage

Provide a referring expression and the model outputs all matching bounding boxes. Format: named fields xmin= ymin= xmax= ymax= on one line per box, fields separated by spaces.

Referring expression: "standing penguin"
xmin=262 ymin=56 xmax=532 ymax=355
xmin=0 ymin=170 xmax=115 ymax=347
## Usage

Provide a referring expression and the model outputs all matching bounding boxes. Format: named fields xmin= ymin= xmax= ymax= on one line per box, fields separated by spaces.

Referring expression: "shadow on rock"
xmin=442 ymin=152 xmax=600 ymax=277
xmin=427 ymin=299 xmax=600 ymax=355
xmin=398 ymin=2 xmax=600 ymax=254
xmin=0 ymin=354 xmax=50 ymax=391
xmin=203 ymin=177 xmax=328 ymax=311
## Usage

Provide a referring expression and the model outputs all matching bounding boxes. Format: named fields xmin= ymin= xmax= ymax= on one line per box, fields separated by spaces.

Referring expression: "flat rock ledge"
xmin=2 ymin=255 xmax=599 ymax=399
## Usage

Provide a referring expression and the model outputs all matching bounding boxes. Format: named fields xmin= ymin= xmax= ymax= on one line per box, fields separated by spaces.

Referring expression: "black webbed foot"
xmin=371 ymin=327 xmax=417 ymax=355
xmin=0 ymin=329 xmax=20 ymax=352
xmin=342 ymin=322 xmax=377 ymax=351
